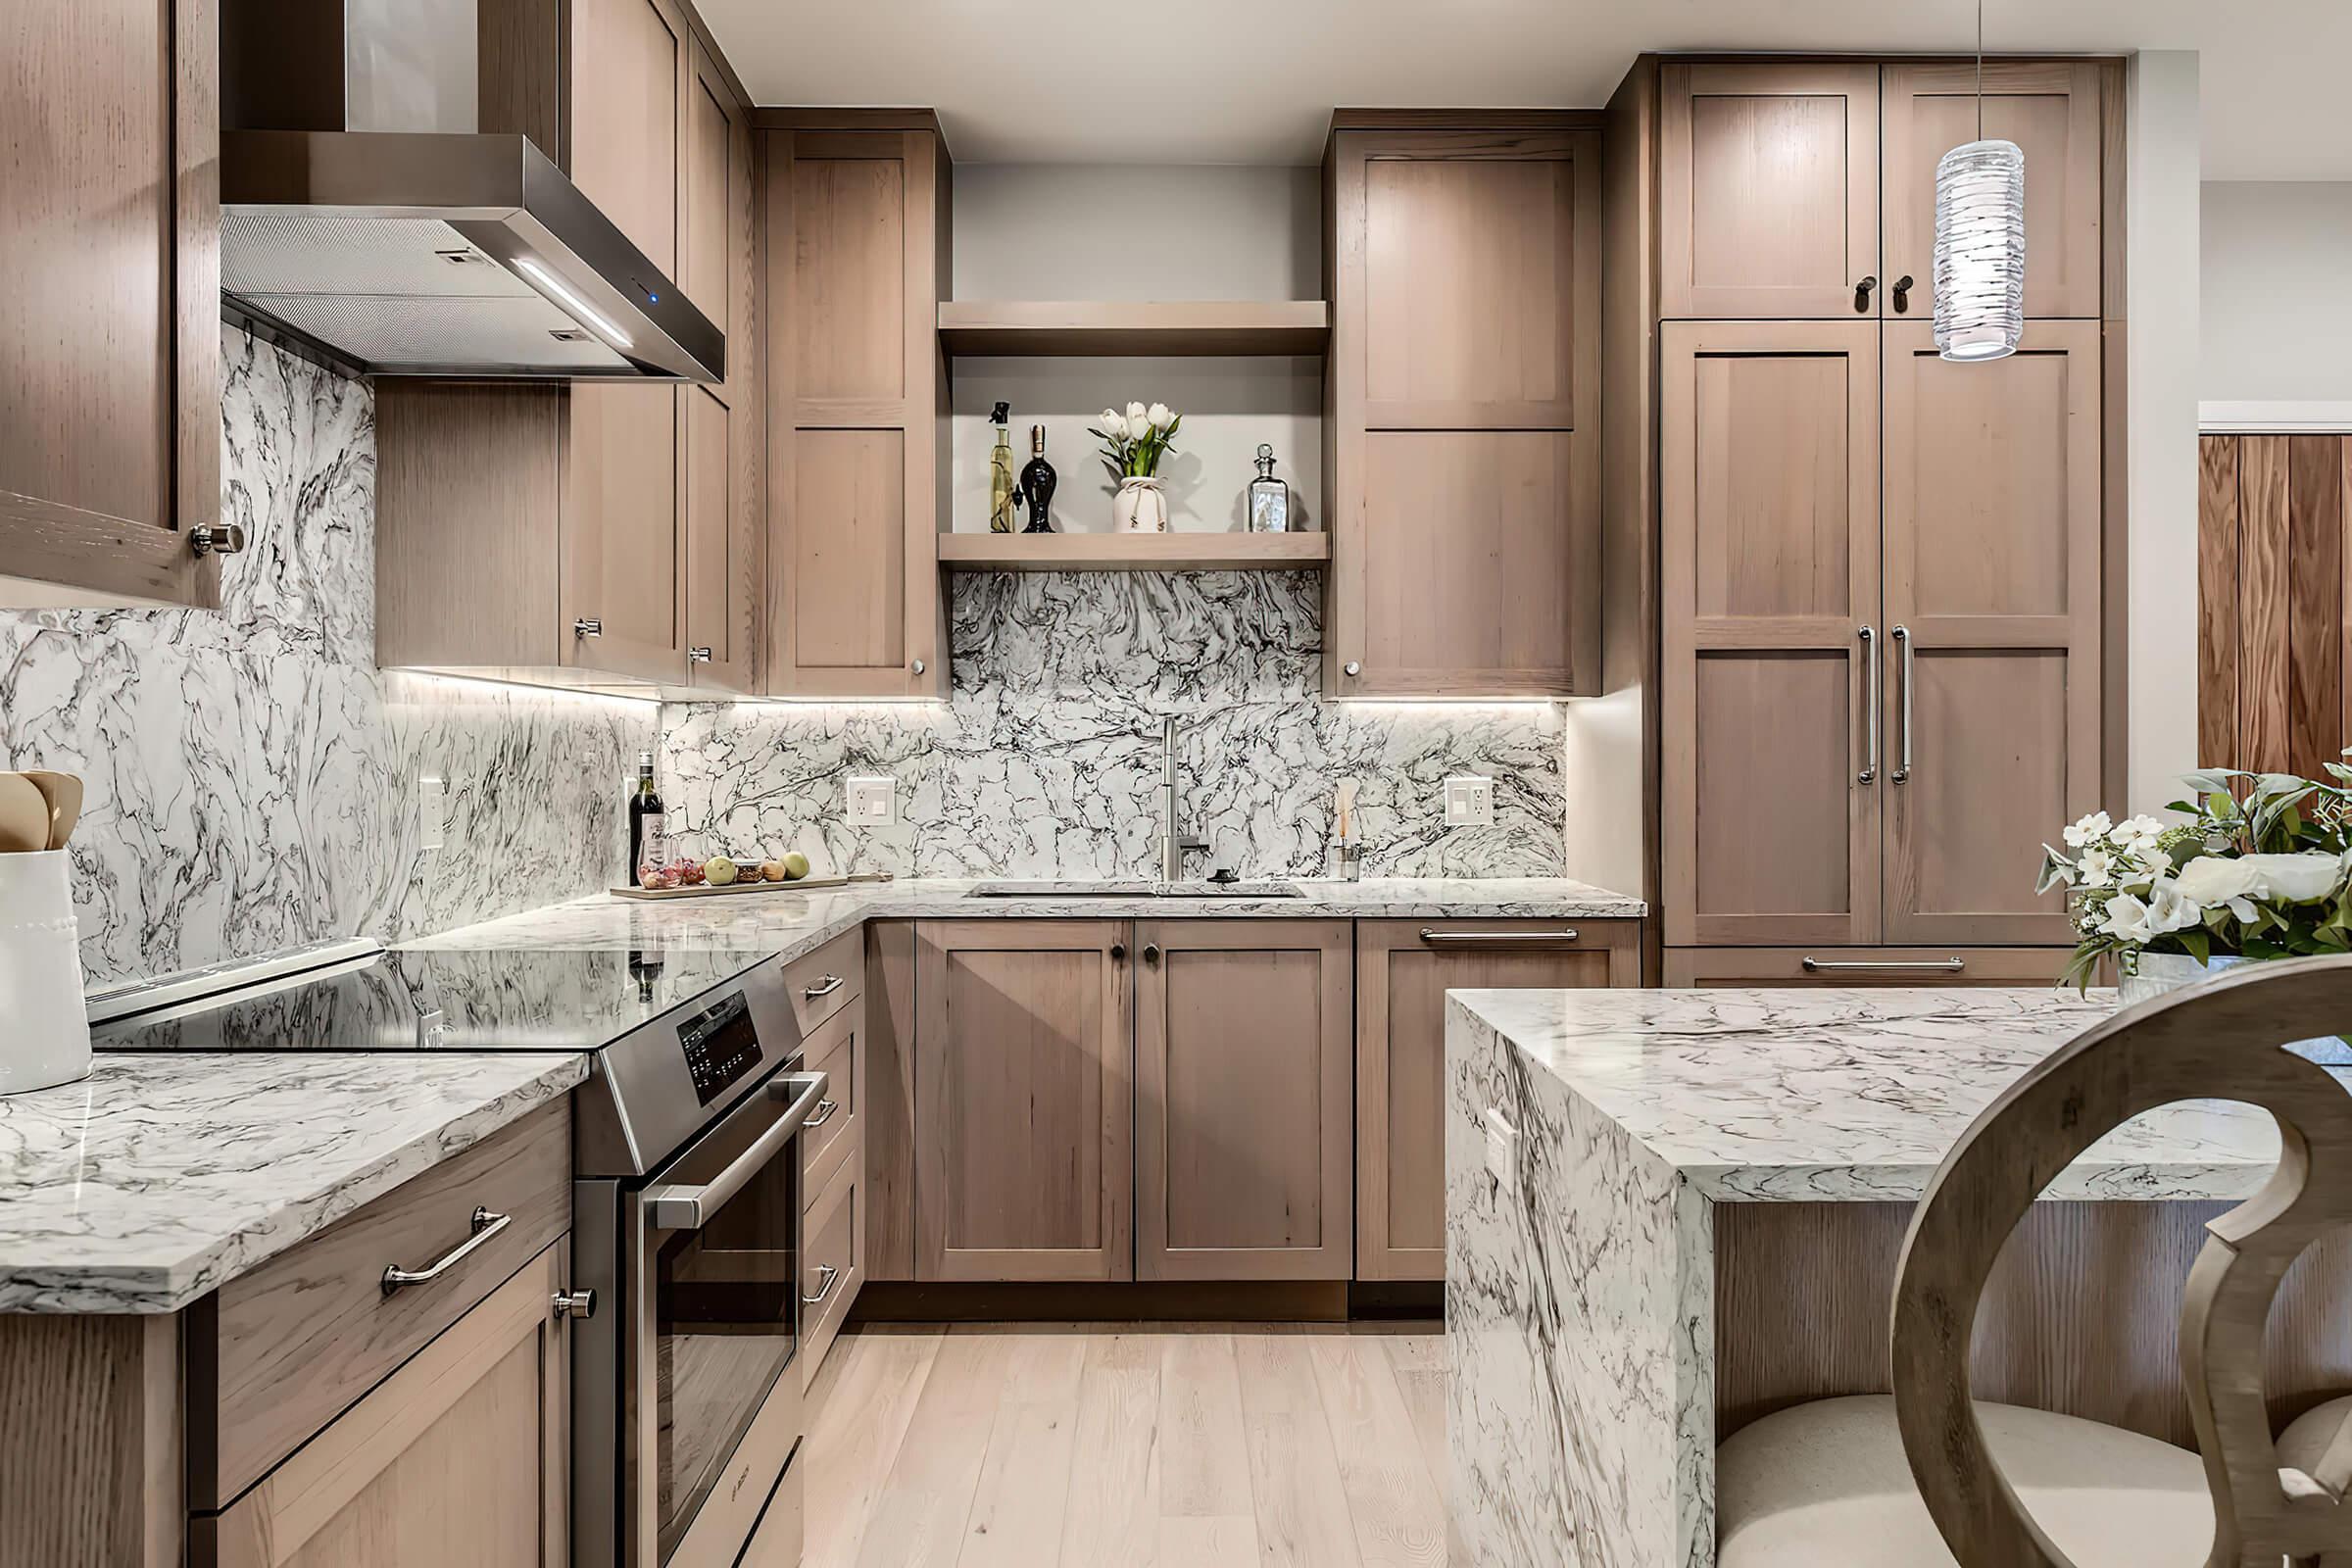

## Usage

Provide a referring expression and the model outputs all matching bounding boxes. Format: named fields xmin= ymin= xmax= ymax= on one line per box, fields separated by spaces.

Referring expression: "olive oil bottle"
xmin=987 ymin=401 xmax=1016 ymax=533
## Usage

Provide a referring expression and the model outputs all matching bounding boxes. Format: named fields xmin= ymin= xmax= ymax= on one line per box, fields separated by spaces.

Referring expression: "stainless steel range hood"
xmin=220 ymin=0 xmax=721 ymax=382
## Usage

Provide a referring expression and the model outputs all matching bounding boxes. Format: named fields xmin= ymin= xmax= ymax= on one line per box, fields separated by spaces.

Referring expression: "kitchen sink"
xmin=964 ymin=880 xmax=1303 ymax=900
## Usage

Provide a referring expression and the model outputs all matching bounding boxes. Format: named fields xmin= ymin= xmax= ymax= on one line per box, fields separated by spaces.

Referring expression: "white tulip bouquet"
xmin=2038 ymin=764 xmax=2352 ymax=991
xmin=1088 ymin=401 xmax=1182 ymax=480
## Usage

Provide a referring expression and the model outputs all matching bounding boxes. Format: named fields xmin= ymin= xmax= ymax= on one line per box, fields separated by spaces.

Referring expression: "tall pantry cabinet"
xmin=1651 ymin=59 xmax=2119 ymax=984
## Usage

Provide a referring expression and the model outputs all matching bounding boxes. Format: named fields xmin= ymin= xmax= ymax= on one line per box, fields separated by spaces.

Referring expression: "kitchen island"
xmin=1444 ymin=987 xmax=2351 ymax=1568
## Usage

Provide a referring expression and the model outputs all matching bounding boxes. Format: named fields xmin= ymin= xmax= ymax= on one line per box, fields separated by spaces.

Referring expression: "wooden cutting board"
xmin=608 ymin=872 xmax=893 ymax=901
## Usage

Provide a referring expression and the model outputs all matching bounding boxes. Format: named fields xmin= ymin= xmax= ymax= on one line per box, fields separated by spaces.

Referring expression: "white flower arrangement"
xmin=2038 ymin=763 xmax=2352 ymax=990
xmin=1088 ymin=401 xmax=1182 ymax=479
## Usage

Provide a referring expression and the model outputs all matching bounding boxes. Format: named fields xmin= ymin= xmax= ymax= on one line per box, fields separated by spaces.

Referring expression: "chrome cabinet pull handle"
xmin=802 ymin=1098 xmax=840 ymax=1129
xmin=382 ymin=1206 xmax=512 ymax=1296
xmin=1890 ymin=274 xmax=1915 ymax=313
xmin=552 ymin=1289 xmax=598 ymax=1320
xmin=689 ymin=646 xmax=712 ymax=663
xmin=1418 ymin=929 xmax=1581 ymax=946
xmin=1854 ymin=275 xmax=1878 ymax=312
xmin=1891 ymin=625 xmax=1914 ymax=784
xmin=1858 ymin=625 xmax=1878 ymax=785
xmin=189 ymin=523 xmax=247 ymax=557
xmin=1800 ymin=956 xmax=1965 ymax=973
xmin=573 ymin=616 xmax=603 ymax=638
xmin=802 ymin=973 xmax=845 ymax=1000
xmin=644 ymin=1071 xmax=828 ymax=1230
xmin=802 ymin=1263 xmax=841 ymax=1307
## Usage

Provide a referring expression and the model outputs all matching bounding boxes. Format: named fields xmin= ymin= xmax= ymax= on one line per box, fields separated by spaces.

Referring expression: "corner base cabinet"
xmin=1355 ymin=919 xmax=1640 ymax=1280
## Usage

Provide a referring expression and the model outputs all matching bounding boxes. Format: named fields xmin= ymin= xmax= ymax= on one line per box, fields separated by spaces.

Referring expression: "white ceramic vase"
xmin=0 ymin=850 xmax=92 ymax=1095
xmin=1112 ymin=475 xmax=1168 ymax=534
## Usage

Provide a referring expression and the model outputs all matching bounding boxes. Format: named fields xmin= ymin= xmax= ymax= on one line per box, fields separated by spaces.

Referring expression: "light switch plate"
xmin=418 ymin=774 xmax=448 ymax=853
xmin=1445 ymin=775 xmax=1495 ymax=828
xmin=1484 ymin=1106 xmax=1519 ymax=1194
xmin=847 ymin=775 xmax=898 ymax=826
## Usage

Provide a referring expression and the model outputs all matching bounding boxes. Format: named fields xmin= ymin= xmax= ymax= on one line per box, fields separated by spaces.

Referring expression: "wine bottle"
xmin=627 ymin=753 xmax=666 ymax=886
xmin=1017 ymin=424 xmax=1058 ymax=533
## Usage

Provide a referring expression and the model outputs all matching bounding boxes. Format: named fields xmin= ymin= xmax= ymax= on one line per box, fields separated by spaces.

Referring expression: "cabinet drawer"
xmin=801 ymin=999 xmax=862 ymax=1197
xmin=784 ymin=927 xmax=863 ymax=1037
xmin=801 ymin=1159 xmax=861 ymax=1390
xmin=191 ymin=1102 xmax=571 ymax=1506
xmin=1664 ymin=947 xmax=2071 ymax=988
xmin=737 ymin=1453 xmax=805 ymax=1568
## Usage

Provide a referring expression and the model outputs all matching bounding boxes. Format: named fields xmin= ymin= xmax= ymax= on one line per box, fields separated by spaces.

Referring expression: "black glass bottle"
xmin=1017 ymin=424 xmax=1057 ymax=533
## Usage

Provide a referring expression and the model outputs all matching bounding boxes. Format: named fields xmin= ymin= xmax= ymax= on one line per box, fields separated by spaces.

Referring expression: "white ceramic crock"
xmin=1112 ymin=475 xmax=1169 ymax=534
xmin=0 ymin=850 xmax=93 ymax=1094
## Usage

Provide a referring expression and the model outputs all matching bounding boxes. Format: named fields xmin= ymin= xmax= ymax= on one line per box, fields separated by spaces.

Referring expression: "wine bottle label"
xmin=638 ymin=813 xmax=668 ymax=870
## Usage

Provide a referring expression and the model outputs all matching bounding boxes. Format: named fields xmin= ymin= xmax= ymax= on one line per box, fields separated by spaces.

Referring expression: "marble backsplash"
xmin=0 ymin=328 xmax=655 ymax=985
xmin=661 ymin=570 xmax=1567 ymax=880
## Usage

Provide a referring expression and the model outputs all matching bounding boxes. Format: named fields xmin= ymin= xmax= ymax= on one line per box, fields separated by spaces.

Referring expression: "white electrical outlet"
xmin=418 ymin=774 xmax=448 ymax=853
xmin=847 ymin=775 xmax=898 ymax=826
xmin=1445 ymin=775 xmax=1495 ymax=828
xmin=1484 ymin=1106 xmax=1520 ymax=1194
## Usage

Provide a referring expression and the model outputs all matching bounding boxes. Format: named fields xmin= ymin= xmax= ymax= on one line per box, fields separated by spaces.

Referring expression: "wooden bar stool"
xmin=1717 ymin=954 xmax=2352 ymax=1566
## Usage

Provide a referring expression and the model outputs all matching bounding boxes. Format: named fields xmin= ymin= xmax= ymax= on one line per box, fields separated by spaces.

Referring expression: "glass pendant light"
xmin=1934 ymin=0 xmax=2025 ymax=362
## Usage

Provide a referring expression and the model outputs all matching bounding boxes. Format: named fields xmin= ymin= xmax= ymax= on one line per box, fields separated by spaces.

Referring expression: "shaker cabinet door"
xmin=561 ymin=384 xmax=687 ymax=683
xmin=1135 ymin=921 xmax=1354 ymax=1282
xmin=1661 ymin=321 xmax=1884 ymax=947
xmin=1 ymin=0 xmax=220 ymax=609
xmin=1881 ymin=321 xmax=2102 ymax=945
xmin=913 ymin=921 xmax=1133 ymax=1282
xmin=1661 ymin=64 xmax=1880 ymax=319
xmin=1882 ymin=62 xmax=2105 ymax=323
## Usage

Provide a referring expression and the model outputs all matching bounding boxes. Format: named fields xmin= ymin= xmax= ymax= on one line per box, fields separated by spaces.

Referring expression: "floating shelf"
xmin=937 ymin=532 xmax=1332 ymax=573
xmin=937 ymin=300 xmax=1331 ymax=358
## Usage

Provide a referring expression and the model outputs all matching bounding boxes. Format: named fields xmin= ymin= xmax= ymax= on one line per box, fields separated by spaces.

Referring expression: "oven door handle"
xmin=643 ymin=1070 xmax=829 ymax=1231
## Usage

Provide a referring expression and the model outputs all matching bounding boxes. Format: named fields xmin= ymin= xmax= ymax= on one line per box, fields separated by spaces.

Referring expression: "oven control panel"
xmin=679 ymin=990 xmax=763 ymax=1106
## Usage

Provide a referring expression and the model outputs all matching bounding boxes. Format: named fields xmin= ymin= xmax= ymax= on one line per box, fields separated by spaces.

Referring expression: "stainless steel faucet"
xmin=1159 ymin=715 xmax=1208 ymax=883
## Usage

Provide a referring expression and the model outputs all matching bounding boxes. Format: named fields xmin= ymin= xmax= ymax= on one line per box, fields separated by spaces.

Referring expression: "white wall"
xmin=2128 ymin=51 xmax=2203 ymax=814
xmin=2202 ymin=180 xmax=2352 ymax=405
xmin=948 ymin=166 xmax=1325 ymax=536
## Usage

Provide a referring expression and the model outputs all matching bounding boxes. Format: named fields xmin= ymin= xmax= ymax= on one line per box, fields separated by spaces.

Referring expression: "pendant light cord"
xmin=1976 ymin=0 xmax=1984 ymax=140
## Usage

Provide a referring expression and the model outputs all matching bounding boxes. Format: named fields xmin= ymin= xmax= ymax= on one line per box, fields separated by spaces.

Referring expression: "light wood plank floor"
xmin=804 ymin=1323 xmax=1456 ymax=1568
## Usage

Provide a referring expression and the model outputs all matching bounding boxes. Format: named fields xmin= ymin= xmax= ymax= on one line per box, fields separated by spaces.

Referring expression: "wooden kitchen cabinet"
xmin=1660 ymin=64 xmax=1879 ymax=319
xmin=1356 ymin=920 xmax=1639 ymax=1281
xmin=763 ymin=124 xmax=950 ymax=699
xmin=1 ymin=0 xmax=221 ymax=609
xmin=1881 ymin=321 xmax=2102 ymax=946
xmin=1660 ymin=320 xmax=1884 ymax=949
xmin=195 ymin=1244 xmax=571 ymax=1568
xmin=1134 ymin=922 xmax=1354 ymax=1281
xmin=375 ymin=0 xmax=760 ymax=691
xmin=1882 ymin=62 xmax=2104 ymax=322
xmin=1325 ymin=119 xmax=1600 ymax=698
xmin=1663 ymin=947 xmax=2069 ymax=988
xmin=913 ymin=921 xmax=1132 ymax=1281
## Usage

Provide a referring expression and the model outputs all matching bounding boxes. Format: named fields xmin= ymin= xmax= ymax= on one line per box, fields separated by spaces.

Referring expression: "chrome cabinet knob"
xmin=910 ymin=658 xmax=927 ymax=675
xmin=1142 ymin=944 xmax=1160 ymax=965
xmin=1890 ymin=274 xmax=1915 ymax=314
xmin=189 ymin=523 xmax=247 ymax=557
xmin=1109 ymin=941 xmax=1127 ymax=961
xmin=688 ymin=646 xmax=712 ymax=663
xmin=573 ymin=617 xmax=603 ymax=638
xmin=1854 ymin=275 xmax=1878 ymax=312
xmin=1343 ymin=661 xmax=1361 ymax=677
xmin=552 ymin=1288 xmax=597 ymax=1320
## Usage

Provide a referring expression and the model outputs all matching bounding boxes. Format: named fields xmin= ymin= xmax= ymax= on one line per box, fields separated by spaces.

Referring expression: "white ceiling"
xmin=696 ymin=0 xmax=2348 ymax=179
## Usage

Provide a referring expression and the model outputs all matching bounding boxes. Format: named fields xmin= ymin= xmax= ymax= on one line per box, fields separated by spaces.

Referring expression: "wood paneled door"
xmin=2 ymin=0 xmax=221 ymax=609
xmin=2198 ymin=433 xmax=2352 ymax=778
xmin=1882 ymin=321 xmax=2101 ymax=945
xmin=1659 ymin=64 xmax=1880 ymax=319
xmin=1325 ymin=122 xmax=1601 ymax=698
xmin=1882 ymin=62 xmax=2104 ymax=322
xmin=1355 ymin=920 xmax=1640 ymax=1281
xmin=764 ymin=126 xmax=948 ymax=699
xmin=1134 ymin=922 xmax=1354 ymax=1281
xmin=1661 ymin=320 xmax=1883 ymax=947
xmin=913 ymin=921 xmax=1132 ymax=1282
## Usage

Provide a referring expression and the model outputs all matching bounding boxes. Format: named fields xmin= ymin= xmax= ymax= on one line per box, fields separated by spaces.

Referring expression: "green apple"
xmin=782 ymin=852 xmax=810 ymax=881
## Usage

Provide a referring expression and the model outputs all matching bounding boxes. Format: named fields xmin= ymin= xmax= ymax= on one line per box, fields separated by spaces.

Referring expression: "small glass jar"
xmin=1248 ymin=443 xmax=1290 ymax=533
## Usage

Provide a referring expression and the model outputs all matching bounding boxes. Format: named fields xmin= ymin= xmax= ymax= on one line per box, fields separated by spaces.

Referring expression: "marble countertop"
xmin=0 ymin=1052 xmax=587 ymax=1313
xmin=1449 ymin=986 xmax=2321 ymax=1201
xmin=401 ymin=875 xmax=1647 ymax=956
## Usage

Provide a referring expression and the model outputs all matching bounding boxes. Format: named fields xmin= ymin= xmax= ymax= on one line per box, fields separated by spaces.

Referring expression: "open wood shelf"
xmin=936 ymin=300 xmax=1331 ymax=357
xmin=936 ymin=531 xmax=1332 ymax=573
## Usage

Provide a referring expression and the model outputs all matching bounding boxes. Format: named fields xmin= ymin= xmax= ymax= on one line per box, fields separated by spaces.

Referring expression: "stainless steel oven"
xmin=573 ymin=958 xmax=825 ymax=1568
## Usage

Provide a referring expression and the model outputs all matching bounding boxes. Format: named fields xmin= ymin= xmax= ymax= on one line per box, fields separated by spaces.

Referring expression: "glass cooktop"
xmin=91 ymin=945 xmax=769 ymax=1053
